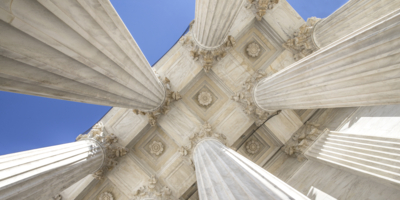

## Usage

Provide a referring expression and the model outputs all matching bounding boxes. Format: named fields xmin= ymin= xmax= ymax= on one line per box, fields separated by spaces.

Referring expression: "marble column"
xmin=306 ymin=130 xmax=400 ymax=188
xmin=192 ymin=0 xmax=243 ymax=49
xmin=0 ymin=122 xmax=127 ymax=200
xmin=254 ymin=8 xmax=400 ymax=110
xmin=0 ymin=140 xmax=103 ymax=200
xmin=181 ymin=0 xmax=244 ymax=72
xmin=193 ymin=139 xmax=308 ymax=199
xmin=313 ymin=0 xmax=400 ymax=48
xmin=0 ymin=0 xmax=165 ymax=111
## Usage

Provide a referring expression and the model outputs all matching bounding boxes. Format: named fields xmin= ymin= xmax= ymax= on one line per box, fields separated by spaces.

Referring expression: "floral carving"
xmin=76 ymin=122 xmax=129 ymax=180
xmin=198 ymin=92 xmax=213 ymax=106
xmin=178 ymin=122 xmax=227 ymax=168
xmin=133 ymin=175 xmax=174 ymax=200
xmin=98 ymin=192 xmax=113 ymax=200
xmin=246 ymin=140 xmax=260 ymax=154
xmin=247 ymin=42 xmax=261 ymax=57
xmin=149 ymin=141 xmax=164 ymax=156
xmin=246 ymin=0 xmax=279 ymax=20
xmin=133 ymin=71 xmax=181 ymax=127
xmin=232 ymin=70 xmax=279 ymax=126
xmin=283 ymin=17 xmax=321 ymax=61
xmin=180 ymin=34 xmax=236 ymax=72
xmin=283 ymin=109 xmax=332 ymax=161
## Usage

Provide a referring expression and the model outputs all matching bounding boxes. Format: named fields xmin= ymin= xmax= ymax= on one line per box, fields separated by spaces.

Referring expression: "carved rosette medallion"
xmin=98 ymin=192 xmax=113 ymax=200
xmin=133 ymin=71 xmax=181 ymax=127
xmin=247 ymin=42 xmax=261 ymax=57
xmin=246 ymin=140 xmax=260 ymax=154
xmin=76 ymin=122 xmax=129 ymax=180
xmin=198 ymin=92 xmax=213 ymax=106
xmin=149 ymin=141 xmax=164 ymax=156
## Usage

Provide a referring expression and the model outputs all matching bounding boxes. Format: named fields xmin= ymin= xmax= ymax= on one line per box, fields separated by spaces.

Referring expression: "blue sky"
xmin=0 ymin=0 xmax=347 ymax=155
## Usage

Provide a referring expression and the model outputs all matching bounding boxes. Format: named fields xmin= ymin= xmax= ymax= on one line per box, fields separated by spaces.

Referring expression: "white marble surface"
xmin=193 ymin=140 xmax=308 ymax=200
xmin=193 ymin=0 xmax=244 ymax=48
xmin=0 ymin=0 xmax=165 ymax=110
xmin=289 ymin=160 xmax=400 ymax=200
xmin=255 ymin=8 xmax=400 ymax=110
xmin=314 ymin=0 xmax=400 ymax=48
xmin=0 ymin=140 xmax=103 ymax=200
xmin=264 ymin=109 xmax=303 ymax=144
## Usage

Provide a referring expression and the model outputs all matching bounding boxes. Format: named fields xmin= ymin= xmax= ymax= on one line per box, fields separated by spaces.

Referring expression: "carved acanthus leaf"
xmin=231 ymin=70 xmax=278 ymax=126
xmin=283 ymin=17 xmax=321 ymax=61
xmin=133 ymin=71 xmax=181 ymax=127
xmin=180 ymin=34 xmax=236 ymax=72
xmin=133 ymin=175 xmax=175 ymax=200
xmin=177 ymin=122 xmax=227 ymax=168
xmin=283 ymin=109 xmax=331 ymax=161
xmin=246 ymin=0 xmax=279 ymax=20
xmin=76 ymin=122 xmax=129 ymax=180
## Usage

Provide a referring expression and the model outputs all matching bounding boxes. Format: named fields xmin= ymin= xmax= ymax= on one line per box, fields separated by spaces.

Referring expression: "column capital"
xmin=283 ymin=17 xmax=321 ymax=61
xmin=245 ymin=0 xmax=280 ymax=20
xmin=132 ymin=72 xmax=182 ymax=127
xmin=177 ymin=122 xmax=228 ymax=167
xmin=232 ymin=70 xmax=279 ymax=126
xmin=76 ymin=122 xmax=129 ymax=180
xmin=133 ymin=175 xmax=174 ymax=200
xmin=180 ymin=33 xmax=236 ymax=72
xmin=283 ymin=109 xmax=333 ymax=161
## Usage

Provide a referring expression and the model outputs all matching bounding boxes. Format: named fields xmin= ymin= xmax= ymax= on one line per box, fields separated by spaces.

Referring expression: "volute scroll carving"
xmin=76 ymin=122 xmax=129 ymax=180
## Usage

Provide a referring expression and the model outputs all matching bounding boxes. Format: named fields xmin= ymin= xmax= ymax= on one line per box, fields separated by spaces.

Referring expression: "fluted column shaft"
xmin=193 ymin=0 xmax=243 ymax=49
xmin=193 ymin=139 xmax=308 ymax=200
xmin=255 ymin=8 xmax=400 ymax=110
xmin=306 ymin=130 xmax=400 ymax=188
xmin=0 ymin=140 xmax=104 ymax=200
xmin=0 ymin=0 xmax=165 ymax=111
xmin=313 ymin=0 xmax=400 ymax=48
